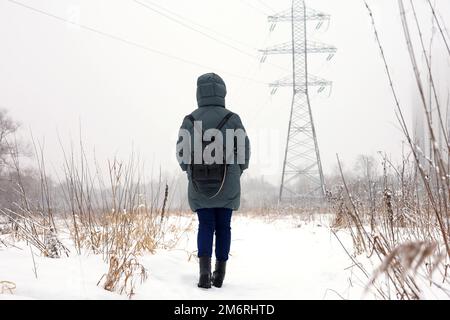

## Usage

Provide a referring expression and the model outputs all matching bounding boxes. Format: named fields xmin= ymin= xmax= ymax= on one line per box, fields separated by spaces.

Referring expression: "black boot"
xmin=212 ymin=260 xmax=227 ymax=288
xmin=198 ymin=257 xmax=212 ymax=289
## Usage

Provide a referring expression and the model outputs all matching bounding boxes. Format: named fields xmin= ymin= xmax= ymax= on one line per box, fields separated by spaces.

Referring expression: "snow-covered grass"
xmin=0 ymin=213 xmax=374 ymax=300
xmin=2 ymin=212 xmax=448 ymax=300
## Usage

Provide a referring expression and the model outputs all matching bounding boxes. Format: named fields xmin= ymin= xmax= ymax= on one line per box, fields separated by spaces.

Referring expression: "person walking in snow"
xmin=176 ymin=73 xmax=250 ymax=289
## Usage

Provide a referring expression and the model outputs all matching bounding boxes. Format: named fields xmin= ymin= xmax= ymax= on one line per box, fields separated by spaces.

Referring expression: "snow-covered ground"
xmin=0 ymin=214 xmax=379 ymax=300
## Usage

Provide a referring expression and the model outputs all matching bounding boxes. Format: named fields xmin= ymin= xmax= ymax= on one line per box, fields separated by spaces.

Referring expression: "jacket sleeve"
xmin=232 ymin=114 xmax=250 ymax=173
xmin=176 ymin=116 xmax=192 ymax=172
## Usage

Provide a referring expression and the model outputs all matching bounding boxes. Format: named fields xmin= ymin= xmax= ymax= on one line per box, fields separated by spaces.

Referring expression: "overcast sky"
xmin=1 ymin=0 xmax=449 ymax=184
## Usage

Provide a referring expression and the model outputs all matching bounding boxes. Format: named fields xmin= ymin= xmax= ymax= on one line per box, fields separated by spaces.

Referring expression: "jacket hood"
xmin=196 ymin=73 xmax=227 ymax=108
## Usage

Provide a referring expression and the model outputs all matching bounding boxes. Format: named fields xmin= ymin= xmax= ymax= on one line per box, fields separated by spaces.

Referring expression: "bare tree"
xmin=0 ymin=109 xmax=19 ymax=173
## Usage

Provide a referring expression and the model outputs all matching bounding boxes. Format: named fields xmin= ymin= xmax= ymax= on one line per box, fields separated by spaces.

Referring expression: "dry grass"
xmin=0 ymin=138 xmax=187 ymax=298
xmin=326 ymin=2 xmax=450 ymax=299
xmin=328 ymin=152 xmax=449 ymax=299
xmin=0 ymin=281 xmax=16 ymax=294
xmin=97 ymin=244 xmax=148 ymax=299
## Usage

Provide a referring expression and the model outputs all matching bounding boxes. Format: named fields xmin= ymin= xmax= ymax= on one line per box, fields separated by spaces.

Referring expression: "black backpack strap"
xmin=216 ymin=112 xmax=235 ymax=131
xmin=184 ymin=114 xmax=196 ymax=124
xmin=185 ymin=112 xmax=234 ymax=131
xmin=184 ymin=114 xmax=202 ymax=135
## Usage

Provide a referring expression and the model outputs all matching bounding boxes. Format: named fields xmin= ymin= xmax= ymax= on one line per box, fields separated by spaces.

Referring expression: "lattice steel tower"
xmin=260 ymin=0 xmax=336 ymax=202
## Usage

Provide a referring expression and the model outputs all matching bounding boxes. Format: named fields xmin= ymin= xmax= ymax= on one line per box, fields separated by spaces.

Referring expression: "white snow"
xmin=0 ymin=214 xmax=394 ymax=300
xmin=135 ymin=215 xmax=366 ymax=300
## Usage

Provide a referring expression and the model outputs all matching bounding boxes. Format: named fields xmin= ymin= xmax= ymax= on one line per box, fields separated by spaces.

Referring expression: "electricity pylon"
xmin=260 ymin=0 xmax=336 ymax=202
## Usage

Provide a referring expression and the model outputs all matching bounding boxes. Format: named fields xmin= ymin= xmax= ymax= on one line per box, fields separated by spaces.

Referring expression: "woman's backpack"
xmin=185 ymin=112 xmax=235 ymax=199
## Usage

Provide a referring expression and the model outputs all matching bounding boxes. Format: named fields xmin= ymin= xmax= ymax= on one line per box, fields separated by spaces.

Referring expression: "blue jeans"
xmin=197 ymin=208 xmax=233 ymax=261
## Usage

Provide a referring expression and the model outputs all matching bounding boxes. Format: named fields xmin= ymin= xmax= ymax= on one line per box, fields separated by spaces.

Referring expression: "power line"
xmin=256 ymin=0 xmax=276 ymax=14
xmin=132 ymin=0 xmax=257 ymax=60
xmin=136 ymin=0 xmax=256 ymax=52
xmin=132 ymin=0 xmax=289 ymax=72
xmin=5 ymin=0 xmax=266 ymax=84
xmin=239 ymin=0 xmax=270 ymax=16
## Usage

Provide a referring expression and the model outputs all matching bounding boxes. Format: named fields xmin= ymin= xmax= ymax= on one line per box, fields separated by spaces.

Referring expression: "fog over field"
xmin=2 ymin=0 xmax=449 ymax=183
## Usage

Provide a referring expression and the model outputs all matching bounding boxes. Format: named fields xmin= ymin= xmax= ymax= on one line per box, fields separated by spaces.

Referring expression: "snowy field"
xmin=0 ymin=213 xmax=375 ymax=300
